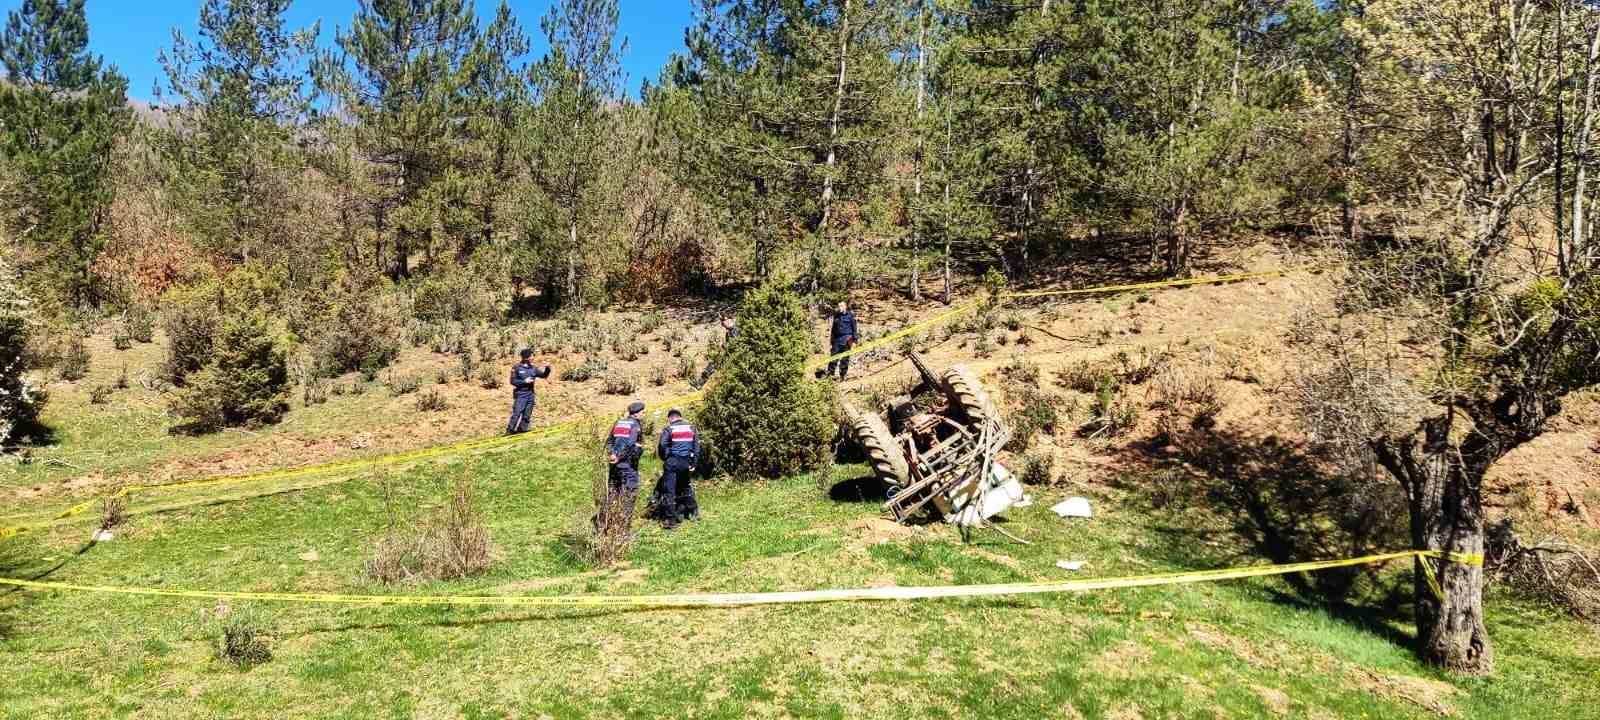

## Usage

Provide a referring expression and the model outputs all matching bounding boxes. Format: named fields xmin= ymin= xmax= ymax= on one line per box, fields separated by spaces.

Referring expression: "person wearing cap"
xmin=650 ymin=408 xmax=700 ymax=528
xmin=506 ymin=349 xmax=553 ymax=435
xmin=602 ymin=401 xmax=647 ymax=527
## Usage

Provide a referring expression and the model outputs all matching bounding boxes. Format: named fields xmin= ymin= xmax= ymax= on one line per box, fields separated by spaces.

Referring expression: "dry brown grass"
xmin=366 ymin=474 xmax=494 ymax=584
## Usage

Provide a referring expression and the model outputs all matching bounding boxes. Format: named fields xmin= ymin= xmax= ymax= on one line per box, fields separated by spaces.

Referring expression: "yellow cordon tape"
xmin=0 ymin=550 xmax=1478 ymax=609
xmin=0 ymin=266 xmax=1314 ymax=540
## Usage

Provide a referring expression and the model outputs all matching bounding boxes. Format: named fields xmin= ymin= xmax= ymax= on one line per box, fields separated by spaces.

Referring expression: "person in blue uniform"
xmin=826 ymin=301 xmax=858 ymax=379
xmin=650 ymin=408 xmax=700 ymax=528
xmin=601 ymin=401 xmax=647 ymax=529
xmin=506 ymin=349 xmax=552 ymax=434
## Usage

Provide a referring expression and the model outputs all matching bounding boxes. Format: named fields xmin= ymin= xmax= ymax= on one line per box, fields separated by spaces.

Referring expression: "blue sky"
xmin=0 ymin=1 xmax=692 ymax=101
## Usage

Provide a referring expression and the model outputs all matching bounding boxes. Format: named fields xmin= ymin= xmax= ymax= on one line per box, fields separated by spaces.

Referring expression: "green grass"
xmin=2 ymin=438 xmax=1596 ymax=719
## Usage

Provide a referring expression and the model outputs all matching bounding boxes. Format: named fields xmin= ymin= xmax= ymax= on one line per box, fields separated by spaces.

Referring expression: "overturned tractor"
xmin=844 ymin=353 xmax=1027 ymax=526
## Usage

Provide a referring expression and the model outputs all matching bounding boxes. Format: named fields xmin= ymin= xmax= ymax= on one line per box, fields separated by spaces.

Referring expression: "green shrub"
xmin=1018 ymin=452 xmax=1056 ymax=485
xmin=411 ymin=271 xmax=498 ymax=324
xmin=169 ymin=308 xmax=291 ymax=434
xmin=415 ymin=389 xmax=448 ymax=412
xmin=309 ymin=270 xmax=402 ymax=377
xmin=639 ymin=310 xmax=664 ymax=335
xmin=217 ymin=614 xmax=273 ymax=668
xmin=0 ymin=286 xmax=46 ymax=442
xmin=162 ymin=283 xmax=224 ymax=386
xmin=1007 ymin=387 xmax=1062 ymax=452
xmin=649 ymin=365 xmax=668 ymax=387
xmin=560 ymin=359 xmax=606 ymax=382
xmin=388 ymin=374 xmax=422 ymax=396
xmin=124 ymin=304 xmax=156 ymax=343
xmin=699 ymin=285 xmax=836 ymax=479
xmin=89 ymin=384 xmax=113 ymax=405
xmin=111 ymin=326 xmax=132 ymax=350
xmin=477 ymin=367 xmax=501 ymax=389
xmin=58 ymin=335 xmax=90 ymax=381
xmin=602 ymin=373 xmax=637 ymax=396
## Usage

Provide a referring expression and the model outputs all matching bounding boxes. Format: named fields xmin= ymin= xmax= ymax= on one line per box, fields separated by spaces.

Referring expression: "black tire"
xmin=942 ymin=365 xmax=999 ymax=428
xmin=845 ymin=406 xmax=909 ymax=487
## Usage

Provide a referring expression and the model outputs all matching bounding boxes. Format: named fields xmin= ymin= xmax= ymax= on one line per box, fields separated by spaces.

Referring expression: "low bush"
xmin=649 ymin=365 xmax=668 ymax=386
xmin=1055 ymin=359 xmax=1110 ymax=394
xmin=114 ymin=365 xmax=128 ymax=390
xmin=1082 ymin=377 xmax=1138 ymax=439
xmin=1018 ymin=452 xmax=1056 ymax=486
xmin=162 ymin=283 xmax=224 ymax=386
xmin=388 ymin=374 xmax=421 ymax=396
xmin=478 ymin=367 xmax=501 ymax=389
xmin=639 ymin=310 xmax=664 ymax=335
xmin=58 ymin=335 xmax=90 ymax=381
xmin=302 ymin=378 xmax=329 ymax=407
xmin=602 ymin=373 xmax=638 ymax=396
xmin=308 ymin=270 xmax=402 ymax=377
xmin=123 ymin=304 xmax=156 ymax=343
xmin=169 ymin=308 xmax=291 ymax=434
xmin=98 ymin=482 xmax=128 ymax=531
xmin=560 ymin=359 xmax=606 ymax=382
xmin=112 ymin=327 xmax=132 ymax=350
xmin=367 ymin=476 xmax=494 ymax=583
xmin=415 ymin=389 xmax=448 ymax=412
xmin=89 ymin=385 xmax=113 ymax=405
xmin=217 ymin=614 xmax=273 ymax=668
xmin=1007 ymin=387 xmax=1062 ymax=452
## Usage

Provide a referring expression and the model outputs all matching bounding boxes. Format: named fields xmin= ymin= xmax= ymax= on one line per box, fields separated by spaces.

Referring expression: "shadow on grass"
xmin=829 ymin=475 xmax=890 ymax=503
xmin=1118 ymin=427 xmax=1418 ymax=647
xmin=0 ymin=533 xmax=100 ymax=641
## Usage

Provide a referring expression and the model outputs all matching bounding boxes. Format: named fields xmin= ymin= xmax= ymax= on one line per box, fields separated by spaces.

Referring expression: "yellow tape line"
xmin=0 ymin=266 xmax=1313 ymax=539
xmin=0 ymin=550 xmax=1479 ymax=608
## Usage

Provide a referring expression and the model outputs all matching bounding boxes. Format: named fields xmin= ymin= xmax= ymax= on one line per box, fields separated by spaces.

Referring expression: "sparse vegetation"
xmin=366 ymin=475 xmax=494 ymax=583
xmin=58 ymin=335 xmax=90 ymax=381
xmin=414 ymin=389 xmax=448 ymax=412
xmin=216 ymin=614 xmax=273 ymax=669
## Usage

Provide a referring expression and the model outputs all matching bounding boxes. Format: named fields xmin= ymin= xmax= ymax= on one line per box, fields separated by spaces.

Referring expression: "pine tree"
xmin=0 ymin=0 xmax=131 ymax=308
xmin=698 ymin=284 xmax=837 ymax=479
xmin=171 ymin=304 xmax=290 ymax=433
xmin=519 ymin=0 xmax=627 ymax=309
xmin=673 ymin=0 xmax=904 ymax=288
xmin=313 ymin=0 xmax=480 ymax=280
xmin=460 ymin=1 xmax=529 ymax=262
xmin=156 ymin=0 xmax=319 ymax=266
xmin=0 ymin=255 xmax=46 ymax=446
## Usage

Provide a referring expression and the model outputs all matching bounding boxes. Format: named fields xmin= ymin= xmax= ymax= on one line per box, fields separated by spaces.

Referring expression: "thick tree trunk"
xmin=1373 ymin=415 xmax=1493 ymax=675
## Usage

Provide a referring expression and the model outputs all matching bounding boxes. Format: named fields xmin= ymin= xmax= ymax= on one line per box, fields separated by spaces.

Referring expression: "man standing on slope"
xmin=506 ymin=348 xmax=552 ymax=434
xmin=650 ymin=408 xmax=700 ymax=529
xmin=601 ymin=401 xmax=647 ymax=529
xmin=826 ymin=300 xmax=858 ymax=380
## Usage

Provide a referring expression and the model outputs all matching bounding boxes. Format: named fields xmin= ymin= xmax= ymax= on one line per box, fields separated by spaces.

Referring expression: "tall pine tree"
xmin=157 ymin=0 xmax=320 ymax=269
xmin=0 ymin=0 xmax=130 ymax=308
xmin=313 ymin=0 xmax=480 ymax=280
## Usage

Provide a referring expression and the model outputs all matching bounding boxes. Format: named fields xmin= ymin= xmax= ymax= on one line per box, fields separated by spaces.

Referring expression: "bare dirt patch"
xmin=1347 ymin=668 xmax=1461 ymax=717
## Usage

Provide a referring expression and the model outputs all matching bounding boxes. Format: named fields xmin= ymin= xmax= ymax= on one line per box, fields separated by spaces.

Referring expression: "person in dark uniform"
xmin=826 ymin=301 xmax=858 ymax=379
xmin=650 ymin=408 xmax=700 ymax=528
xmin=506 ymin=349 xmax=552 ymax=434
xmin=695 ymin=316 xmax=738 ymax=388
xmin=602 ymin=401 xmax=647 ymax=529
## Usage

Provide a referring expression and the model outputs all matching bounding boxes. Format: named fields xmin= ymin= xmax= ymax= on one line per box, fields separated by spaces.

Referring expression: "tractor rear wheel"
xmin=942 ymin=365 xmax=999 ymax=428
xmin=845 ymin=406 xmax=909 ymax=488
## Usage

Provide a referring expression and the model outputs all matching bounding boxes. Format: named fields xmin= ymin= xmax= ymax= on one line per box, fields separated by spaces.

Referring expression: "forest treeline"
xmin=6 ymin=0 xmax=1389 ymax=323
